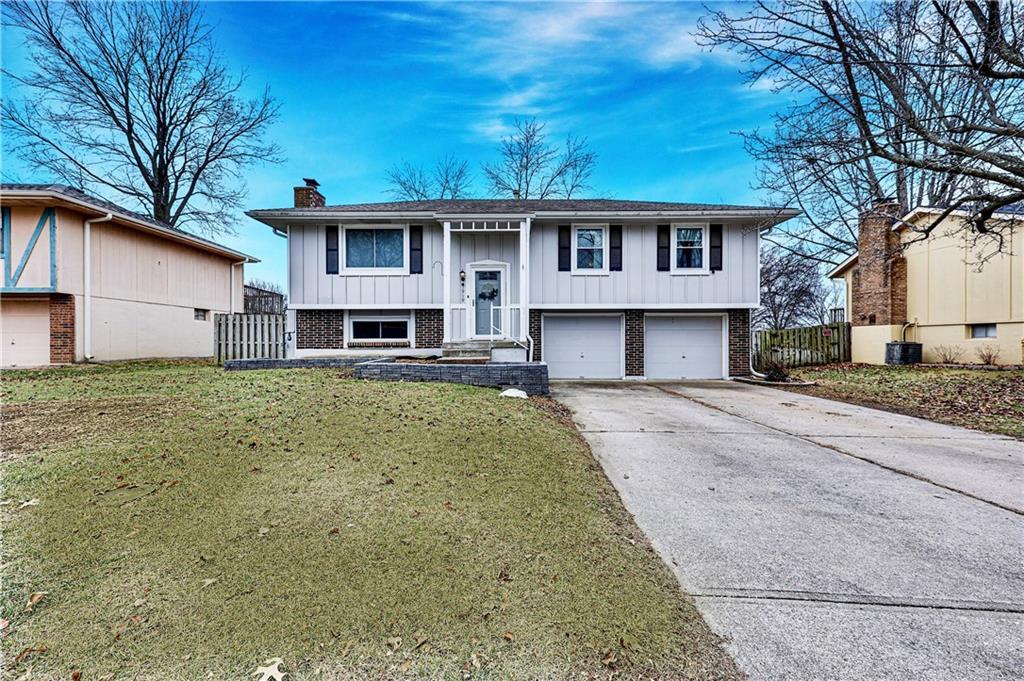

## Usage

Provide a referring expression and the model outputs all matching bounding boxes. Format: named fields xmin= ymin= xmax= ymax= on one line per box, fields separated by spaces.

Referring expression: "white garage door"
xmin=544 ymin=315 xmax=622 ymax=379
xmin=1 ymin=299 xmax=51 ymax=367
xmin=644 ymin=315 xmax=724 ymax=379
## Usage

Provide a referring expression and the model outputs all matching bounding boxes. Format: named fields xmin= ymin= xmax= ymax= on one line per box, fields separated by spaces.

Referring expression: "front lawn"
xmin=787 ymin=364 xmax=1024 ymax=439
xmin=0 ymin=362 xmax=737 ymax=679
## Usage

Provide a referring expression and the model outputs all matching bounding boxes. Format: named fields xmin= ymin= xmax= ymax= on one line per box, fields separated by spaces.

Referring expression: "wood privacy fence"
xmin=215 ymin=313 xmax=286 ymax=363
xmin=753 ymin=322 xmax=851 ymax=370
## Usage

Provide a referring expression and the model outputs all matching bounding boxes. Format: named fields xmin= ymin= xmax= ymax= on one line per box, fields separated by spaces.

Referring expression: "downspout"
xmin=83 ymin=212 xmax=113 ymax=360
xmin=229 ymin=260 xmax=247 ymax=314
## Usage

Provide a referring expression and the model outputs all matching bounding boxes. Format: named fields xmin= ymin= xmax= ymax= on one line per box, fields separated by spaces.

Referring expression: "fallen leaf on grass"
xmin=71 ymin=671 xmax=82 ymax=681
xmin=328 ymin=527 xmax=340 ymax=535
xmin=397 ymin=660 xmax=412 ymax=673
xmin=18 ymin=499 xmax=39 ymax=509
xmin=25 ymin=592 xmax=46 ymax=611
xmin=413 ymin=634 xmax=429 ymax=650
xmin=503 ymin=631 xmax=514 ymax=642
xmin=14 ymin=645 xmax=47 ymax=663
xmin=258 ymin=527 xmax=270 ymax=537
xmin=201 ymin=578 xmax=218 ymax=588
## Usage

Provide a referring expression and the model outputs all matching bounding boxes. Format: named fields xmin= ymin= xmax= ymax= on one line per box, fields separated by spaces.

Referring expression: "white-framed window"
xmin=341 ymin=225 xmax=408 ymax=275
xmin=672 ymin=223 xmax=709 ymax=273
xmin=349 ymin=315 xmax=410 ymax=342
xmin=194 ymin=308 xmax=209 ymax=321
xmin=572 ymin=224 xmax=608 ymax=274
xmin=970 ymin=323 xmax=997 ymax=339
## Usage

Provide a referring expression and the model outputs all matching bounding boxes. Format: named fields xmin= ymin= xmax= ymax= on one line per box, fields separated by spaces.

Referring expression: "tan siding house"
xmin=1 ymin=184 xmax=256 ymax=367
xmin=830 ymin=203 xmax=1023 ymax=365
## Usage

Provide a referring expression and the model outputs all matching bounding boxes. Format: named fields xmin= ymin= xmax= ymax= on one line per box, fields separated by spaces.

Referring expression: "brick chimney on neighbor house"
xmin=294 ymin=178 xmax=325 ymax=208
xmin=850 ymin=199 xmax=906 ymax=327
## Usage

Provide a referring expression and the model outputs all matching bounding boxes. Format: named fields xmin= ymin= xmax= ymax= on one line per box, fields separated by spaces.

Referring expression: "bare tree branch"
xmin=1 ymin=0 xmax=281 ymax=236
xmin=698 ymin=0 xmax=1024 ymax=264
xmin=482 ymin=119 xmax=598 ymax=199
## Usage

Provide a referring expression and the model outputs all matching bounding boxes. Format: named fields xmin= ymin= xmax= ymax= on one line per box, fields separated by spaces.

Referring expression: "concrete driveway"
xmin=552 ymin=381 xmax=1024 ymax=681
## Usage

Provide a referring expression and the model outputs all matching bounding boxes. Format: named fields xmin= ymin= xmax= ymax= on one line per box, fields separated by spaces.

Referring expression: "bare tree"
xmin=385 ymin=155 xmax=473 ymax=200
xmin=246 ymin=278 xmax=284 ymax=295
xmin=2 ymin=0 xmax=281 ymax=236
xmin=482 ymin=119 xmax=597 ymax=199
xmin=755 ymin=246 xmax=835 ymax=329
xmin=698 ymin=1 xmax=1024 ymax=264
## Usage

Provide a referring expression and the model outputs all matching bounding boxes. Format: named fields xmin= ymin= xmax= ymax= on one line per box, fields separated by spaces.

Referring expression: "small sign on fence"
xmin=823 ymin=329 xmax=832 ymax=337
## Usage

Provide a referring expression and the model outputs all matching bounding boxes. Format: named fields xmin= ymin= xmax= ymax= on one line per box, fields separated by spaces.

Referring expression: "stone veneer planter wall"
xmin=354 ymin=361 xmax=549 ymax=395
xmin=224 ymin=357 xmax=550 ymax=395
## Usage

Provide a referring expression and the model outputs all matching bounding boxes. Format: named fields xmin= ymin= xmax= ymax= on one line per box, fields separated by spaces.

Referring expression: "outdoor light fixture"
xmin=459 ymin=269 xmax=466 ymax=285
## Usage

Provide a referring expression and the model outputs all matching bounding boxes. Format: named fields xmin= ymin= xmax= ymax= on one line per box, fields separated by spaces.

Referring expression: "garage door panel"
xmin=1 ymin=300 xmax=51 ymax=367
xmin=645 ymin=315 xmax=723 ymax=379
xmin=544 ymin=315 xmax=622 ymax=379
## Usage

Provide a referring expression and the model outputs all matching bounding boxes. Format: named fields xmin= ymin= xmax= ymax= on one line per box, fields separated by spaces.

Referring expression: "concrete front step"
xmin=437 ymin=356 xmax=490 ymax=364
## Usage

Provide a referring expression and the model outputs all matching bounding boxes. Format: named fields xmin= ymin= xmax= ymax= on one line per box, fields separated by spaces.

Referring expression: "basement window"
xmin=194 ymin=308 xmax=209 ymax=321
xmin=350 ymin=318 xmax=409 ymax=341
xmin=969 ymin=323 xmax=997 ymax=339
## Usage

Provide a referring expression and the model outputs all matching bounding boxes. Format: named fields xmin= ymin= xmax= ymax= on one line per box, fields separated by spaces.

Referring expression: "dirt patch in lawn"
xmin=0 ymin=396 xmax=192 ymax=461
xmin=786 ymin=364 xmax=1024 ymax=439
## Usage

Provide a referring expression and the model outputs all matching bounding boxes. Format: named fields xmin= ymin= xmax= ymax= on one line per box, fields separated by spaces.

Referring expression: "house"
xmin=245 ymin=179 xmax=797 ymax=379
xmin=828 ymin=200 xmax=1023 ymax=365
xmin=1 ymin=184 xmax=257 ymax=368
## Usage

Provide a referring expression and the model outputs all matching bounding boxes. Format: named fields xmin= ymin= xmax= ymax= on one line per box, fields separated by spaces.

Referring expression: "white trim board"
xmin=289 ymin=304 xmax=443 ymax=310
xmin=529 ymin=303 xmax=758 ymax=310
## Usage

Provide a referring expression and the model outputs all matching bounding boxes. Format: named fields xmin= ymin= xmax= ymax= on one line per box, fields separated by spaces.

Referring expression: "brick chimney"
xmin=294 ymin=178 xmax=325 ymax=208
xmin=850 ymin=199 xmax=906 ymax=327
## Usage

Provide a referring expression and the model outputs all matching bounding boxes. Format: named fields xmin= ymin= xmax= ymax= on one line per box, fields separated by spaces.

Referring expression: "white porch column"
xmin=442 ymin=221 xmax=452 ymax=343
xmin=519 ymin=218 xmax=530 ymax=343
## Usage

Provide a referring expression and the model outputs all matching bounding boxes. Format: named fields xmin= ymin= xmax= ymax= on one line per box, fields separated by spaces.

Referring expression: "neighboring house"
xmin=829 ymin=200 xmax=1023 ymax=365
xmin=244 ymin=284 xmax=286 ymax=314
xmin=246 ymin=179 xmax=797 ymax=379
xmin=1 ymin=184 xmax=257 ymax=368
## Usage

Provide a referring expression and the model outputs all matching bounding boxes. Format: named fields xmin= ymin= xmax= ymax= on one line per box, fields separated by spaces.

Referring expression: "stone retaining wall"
xmin=354 ymin=361 xmax=549 ymax=395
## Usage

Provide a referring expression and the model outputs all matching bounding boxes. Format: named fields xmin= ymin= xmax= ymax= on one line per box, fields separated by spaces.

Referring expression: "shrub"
xmin=975 ymin=344 xmax=1001 ymax=365
xmin=934 ymin=344 xmax=965 ymax=364
xmin=761 ymin=359 xmax=791 ymax=382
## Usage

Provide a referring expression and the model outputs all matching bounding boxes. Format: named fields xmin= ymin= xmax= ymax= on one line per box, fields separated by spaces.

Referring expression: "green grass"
xmin=789 ymin=364 xmax=1024 ymax=439
xmin=0 ymin=362 xmax=737 ymax=680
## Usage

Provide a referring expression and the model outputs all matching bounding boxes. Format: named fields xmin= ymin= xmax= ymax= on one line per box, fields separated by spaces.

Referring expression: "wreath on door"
xmin=478 ymin=287 xmax=499 ymax=301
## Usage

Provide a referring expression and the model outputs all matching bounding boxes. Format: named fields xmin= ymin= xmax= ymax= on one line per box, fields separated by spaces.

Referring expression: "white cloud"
xmin=390 ymin=2 xmax=730 ymax=140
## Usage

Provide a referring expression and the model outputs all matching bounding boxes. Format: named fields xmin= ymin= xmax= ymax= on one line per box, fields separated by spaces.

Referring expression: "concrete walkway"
xmin=552 ymin=381 xmax=1024 ymax=681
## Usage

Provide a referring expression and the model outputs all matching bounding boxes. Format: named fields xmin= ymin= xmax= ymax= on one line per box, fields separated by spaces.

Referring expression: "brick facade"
xmin=49 ymin=293 xmax=75 ymax=364
xmin=414 ymin=309 xmax=444 ymax=348
xmin=624 ymin=310 xmax=644 ymax=376
xmin=850 ymin=201 xmax=906 ymax=327
xmin=727 ymin=308 xmax=751 ymax=377
xmin=296 ymin=309 xmax=344 ymax=349
xmin=529 ymin=309 xmax=543 ymax=361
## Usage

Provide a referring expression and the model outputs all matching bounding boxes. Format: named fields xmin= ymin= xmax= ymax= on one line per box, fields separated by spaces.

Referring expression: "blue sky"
xmin=3 ymin=1 xmax=786 ymax=288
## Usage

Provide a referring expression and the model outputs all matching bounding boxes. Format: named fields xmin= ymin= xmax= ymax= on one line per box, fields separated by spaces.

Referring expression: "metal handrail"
xmin=489 ymin=305 xmax=531 ymax=356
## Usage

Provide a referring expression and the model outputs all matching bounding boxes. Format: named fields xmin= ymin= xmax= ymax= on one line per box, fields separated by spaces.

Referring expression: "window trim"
xmin=671 ymin=222 xmax=710 ymax=275
xmin=348 ymin=314 xmax=411 ymax=342
xmin=339 ymin=224 xmax=409 ymax=276
xmin=571 ymin=223 xmax=609 ymax=275
xmin=968 ymin=323 xmax=997 ymax=339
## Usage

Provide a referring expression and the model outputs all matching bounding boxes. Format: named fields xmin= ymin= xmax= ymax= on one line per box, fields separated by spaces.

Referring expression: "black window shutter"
xmin=409 ymin=225 xmax=423 ymax=274
xmin=326 ymin=225 xmax=339 ymax=274
xmin=709 ymin=224 xmax=723 ymax=272
xmin=609 ymin=225 xmax=623 ymax=271
xmin=656 ymin=224 xmax=670 ymax=271
xmin=558 ymin=225 xmax=571 ymax=271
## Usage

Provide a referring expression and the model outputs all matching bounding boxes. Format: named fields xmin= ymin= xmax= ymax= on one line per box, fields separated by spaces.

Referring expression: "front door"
xmin=473 ymin=268 xmax=503 ymax=337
